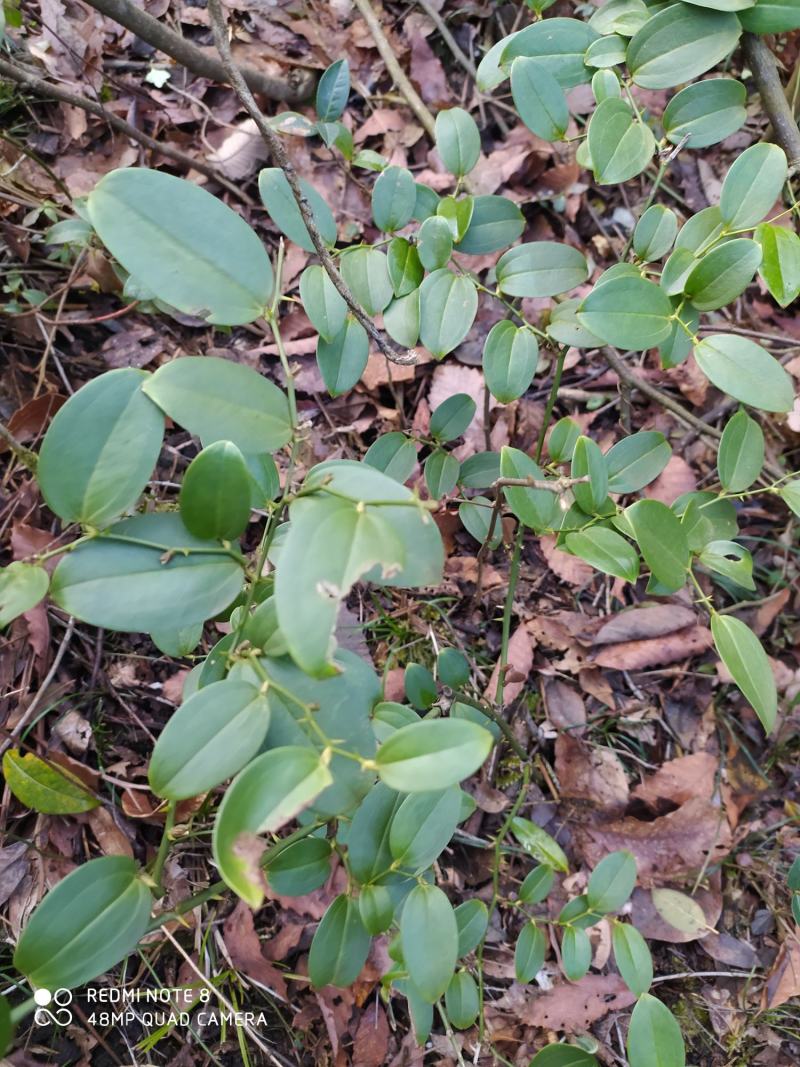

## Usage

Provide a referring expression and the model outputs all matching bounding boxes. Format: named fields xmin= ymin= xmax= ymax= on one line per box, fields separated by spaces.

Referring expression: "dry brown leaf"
xmin=701 ymin=930 xmax=759 ymax=969
xmin=223 ymin=900 xmax=288 ymax=1000
xmin=592 ymin=624 xmax=712 ymax=670
xmin=353 ymin=1003 xmax=390 ymax=1067
xmin=644 ymin=454 xmax=697 ymax=504
xmin=555 ymin=734 xmax=629 ymax=813
xmin=484 ymin=626 xmax=533 ymax=705
xmin=593 ymin=604 xmax=697 ymax=644
xmin=540 ymin=534 xmax=594 ymax=586
xmin=630 ymin=880 xmax=722 ymax=943
xmin=763 ymin=937 xmax=800 ymax=1009
xmin=544 ymin=678 xmax=586 ymax=733
xmin=82 ymin=806 xmax=134 ymax=857
xmin=520 ymin=974 xmax=636 ymax=1032
xmin=632 ymin=752 xmax=717 ymax=809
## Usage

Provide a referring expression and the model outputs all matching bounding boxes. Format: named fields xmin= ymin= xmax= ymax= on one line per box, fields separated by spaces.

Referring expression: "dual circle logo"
xmin=33 ymin=988 xmax=74 ymax=1026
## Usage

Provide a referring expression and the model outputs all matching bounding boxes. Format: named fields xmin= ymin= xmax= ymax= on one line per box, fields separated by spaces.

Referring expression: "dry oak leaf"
xmin=592 ymin=624 xmax=712 ymax=671
xmin=762 ymin=936 xmax=800 ymax=1010
xmin=644 ymin=454 xmax=697 ymax=505
xmin=632 ymin=752 xmax=718 ymax=810
xmin=574 ymin=796 xmax=732 ymax=887
xmin=544 ymin=678 xmax=587 ymax=733
xmin=593 ymin=604 xmax=696 ymax=644
xmin=520 ymin=973 xmax=636 ymax=1032
xmin=555 ymin=734 xmax=629 ymax=813
xmin=223 ymin=900 xmax=288 ymax=1000
xmin=540 ymin=534 xmax=594 ymax=586
xmin=353 ymin=1003 xmax=391 ymax=1067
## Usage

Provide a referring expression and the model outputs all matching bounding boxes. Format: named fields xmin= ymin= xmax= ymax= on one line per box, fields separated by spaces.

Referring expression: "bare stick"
xmin=207 ymin=0 xmax=416 ymax=366
xmin=0 ymin=417 xmax=38 ymax=471
xmin=416 ymin=0 xmax=477 ymax=80
xmin=742 ymin=32 xmax=800 ymax=167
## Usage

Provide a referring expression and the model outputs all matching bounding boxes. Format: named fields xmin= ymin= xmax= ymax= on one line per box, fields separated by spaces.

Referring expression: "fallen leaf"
xmin=484 ymin=626 xmax=533 ymax=705
xmin=540 ymin=534 xmax=594 ymax=586
xmin=555 ymin=734 xmax=629 ymax=813
xmin=544 ymin=678 xmax=586 ymax=733
xmin=520 ymin=974 xmax=636 ymax=1031
xmin=592 ymin=624 xmax=712 ymax=670
xmin=632 ymin=752 xmax=717 ymax=810
xmin=593 ymin=604 xmax=697 ymax=644
xmin=353 ymin=1002 xmax=390 ymax=1067
xmin=223 ymin=900 xmax=288 ymax=1000
xmin=644 ymin=454 xmax=697 ymax=504
xmin=630 ymin=880 xmax=723 ymax=943
xmin=763 ymin=936 xmax=800 ymax=1010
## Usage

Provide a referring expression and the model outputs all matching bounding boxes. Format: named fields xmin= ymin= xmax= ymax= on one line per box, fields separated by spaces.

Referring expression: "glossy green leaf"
xmin=718 ymin=409 xmax=764 ymax=491
xmin=445 ymin=971 xmax=480 ymax=1029
xmin=384 ymin=290 xmax=420 ymax=348
xmin=633 ymin=206 xmax=678 ymax=261
xmin=558 ymin=894 xmax=605 ymax=928
xmin=755 ymin=223 xmax=800 ymax=308
xmin=51 ymin=513 xmax=244 ymax=632
xmin=586 ymin=850 xmax=637 ymax=913
xmin=372 ymin=165 xmax=417 ymax=232
xmin=476 ymin=29 xmax=522 ymax=90
xmin=700 ymin=540 xmax=755 ymax=590
xmin=605 ymin=432 xmax=671 ymax=493
xmin=459 ymin=451 xmax=501 ymax=488
xmin=565 ymin=527 xmax=640 ymax=582
xmin=317 ymin=318 xmax=369 ymax=397
xmin=515 ymin=920 xmax=547 ymax=982
xmin=674 ymin=490 xmax=738 ymax=550
xmin=788 ymin=855 xmax=800 ymax=891
xmin=503 ymin=17 xmax=599 ymax=87
xmin=300 ymin=264 xmax=347 ymax=342
xmin=258 ymin=167 xmax=337 ymax=252
xmin=458 ymin=195 xmax=525 ymax=255
xmin=348 ymin=782 xmax=404 ymax=883
xmin=588 ymin=98 xmax=655 ymax=184
xmin=340 ymin=246 xmax=393 ymax=315
xmin=14 ymin=856 xmax=151 ymax=989
xmin=510 ymin=57 xmax=569 ymax=141
xmin=417 ymin=215 xmax=454 ymax=271
xmin=404 ymin=661 xmax=436 ymax=710
xmin=572 ymin=436 xmax=608 ymax=514
xmin=510 ymin=816 xmax=569 ymax=872
xmin=358 ymin=883 xmax=394 ymax=933
xmin=627 ymin=5 xmax=741 ymax=90
xmin=38 ymin=368 xmax=164 ymax=528
xmin=519 ymin=864 xmax=556 ymax=904
xmin=309 ymin=894 xmax=371 ymax=987
xmin=376 ymin=719 xmax=493 ymax=791
xmin=88 ymin=168 xmax=273 ymax=324
xmin=3 ymin=749 xmax=98 ymax=814
xmin=143 ymin=356 xmax=291 ymax=453
xmin=455 ymin=898 xmax=489 ymax=956
xmin=739 ymin=0 xmax=800 ymax=32
xmin=500 ymin=446 xmax=557 ymax=531
xmin=683 ymin=238 xmax=761 ymax=310
xmin=213 ymin=746 xmax=333 ymax=907
xmin=387 ymin=237 xmax=424 ymax=297
xmin=149 ymin=680 xmax=270 ymax=800
xmin=561 ymin=926 xmax=591 ymax=981
xmin=719 ymin=143 xmax=788 ymax=230
xmin=577 ymin=275 xmax=673 ymax=350
xmin=586 ymin=33 xmax=627 ymax=67
xmin=179 ymin=441 xmax=251 ymax=542
xmin=401 ymin=883 xmax=458 ymax=1002
xmin=625 ymin=499 xmax=689 ymax=591
xmin=0 ymin=562 xmax=49 ymax=628
xmin=372 ymin=701 xmax=420 ymax=742
xmin=437 ymin=647 xmax=469 ymax=688
xmin=435 ymin=107 xmax=481 ymax=177
xmin=612 ymin=921 xmax=653 ymax=995
xmin=589 ymin=0 xmax=650 ymax=35
xmin=496 ymin=242 xmax=588 ymax=298
xmin=389 ymin=786 xmax=462 ymax=871
xmin=364 ymin=432 xmax=417 ymax=482
xmin=592 ymin=67 xmax=622 ymax=102
xmin=694 ymin=335 xmax=794 ymax=412
xmin=548 ymin=418 xmax=582 ymax=463
xmin=430 ymin=393 xmax=477 ymax=442
xmin=529 ymin=1045 xmax=598 ymax=1067
xmin=419 ymin=269 xmax=478 ymax=358
xmin=437 ymin=195 xmax=474 ymax=242
xmin=778 ymin=478 xmax=800 ymax=518
xmin=266 ymin=837 xmax=331 ymax=896
xmin=424 ymin=450 xmax=460 ymax=498
xmin=316 ymin=59 xmax=350 ymax=121
xmin=413 ymin=182 xmax=440 ymax=221
xmin=711 ymin=614 xmax=777 ymax=732
xmin=459 ymin=496 xmax=502 ymax=548
xmin=662 ymin=78 xmax=746 ymax=148
xmin=627 ymin=994 xmax=686 ymax=1067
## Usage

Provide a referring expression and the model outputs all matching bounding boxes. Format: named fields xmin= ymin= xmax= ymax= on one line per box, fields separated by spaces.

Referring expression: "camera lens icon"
xmin=33 ymin=988 xmax=73 ymax=1025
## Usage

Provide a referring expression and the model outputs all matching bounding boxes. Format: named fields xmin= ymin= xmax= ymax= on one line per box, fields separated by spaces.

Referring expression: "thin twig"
xmin=207 ymin=0 xmax=416 ymax=365
xmin=0 ymin=419 xmax=38 ymax=471
xmin=416 ymin=0 xmax=477 ymax=79
xmin=742 ymin=32 xmax=800 ymax=167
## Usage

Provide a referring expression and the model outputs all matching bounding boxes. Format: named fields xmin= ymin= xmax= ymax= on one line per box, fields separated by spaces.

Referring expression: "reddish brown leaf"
xmin=520 ymin=974 xmax=636 ymax=1032
xmin=555 ymin=734 xmax=629 ymax=813
xmin=223 ymin=900 xmax=288 ymax=1000
xmin=353 ymin=1003 xmax=390 ymax=1067
xmin=483 ymin=626 xmax=533 ymax=705
xmin=763 ymin=936 xmax=800 ymax=1009
xmin=593 ymin=604 xmax=697 ymax=645
xmin=592 ymin=624 xmax=712 ymax=670
xmin=632 ymin=752 xmax=717 ymax=809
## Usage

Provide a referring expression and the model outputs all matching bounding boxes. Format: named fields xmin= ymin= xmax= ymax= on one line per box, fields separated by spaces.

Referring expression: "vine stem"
xmin=150 ymin=800 xmax=176 ymax=896
xmin=0 ymin=418 xmax=38 ymax=472
xmin=742 ymin=32 xmax=800 ymax=167
xmin=206 ymin=0 xmax=415 ymax=367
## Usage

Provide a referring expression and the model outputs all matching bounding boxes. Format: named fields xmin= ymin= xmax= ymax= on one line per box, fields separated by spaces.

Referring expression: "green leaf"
xmin=651 ymin=887 xmax=708 ymax=936
xmin=589 ymin=0 xmax=650 ymax=35
xmin=148 ymin=680 xmax=270 ymax=800
xmin=548 ymin=418 xmax=582 ymax=463
xmin=459 ymin=451 xmax=501 ymax=488
xmin=587 ymin=850 xmax=637 ymax=913
xmin=625 ymin=499 xmax=689 ymax=592
xmin=0 ymin=995 xmax=11 ymax=1058
xmin=3 ymin=749 xmax=98 ymax=814
xmin=142 ymin=356 xmax=291 ymax=453
xmin=519 ymin=864 xmax=556 ymax=904
xmin=592 ymin=68 xmax=622 ymax=102
xmin=510 ymin=57 xmax=569 ymax=141
xmin=700 ymin=541 xmax=755 ymax=590
xmin=627 ymin=994 xmax=686 ymax=1067
xmin=711 ymin=614 xmax=777 ymax=732
xmin=458 ymin=195 xmax=525 ymax=255
xmin=300 ymin=264 xmax=347 ymax=342
xmin=565 ymin=527 xmax=639 ymax=582
xmin=577 ymin=275 xmax=673 ymax=350
xmin=510 ymin=816 xmax=569 ymax=872
xmin=340 ymin=246 xmax=393 ymax=315
xmin=424 ymin=450 xmax=460 ymax=498
xmin=500 ymin=446 xmax=557 ymax=531
xmin=309 ymin=894 xmax=371 ymax=987
xmin=662 ymin=78 xmax=746 ymax=148
xmin=740 ymin=0 xmax=800 ymax=32
xmin=612 ymin=921 xmax=653 ymax=995
xmin=719 ymin=143 xmax=788 ymax=230
xmin=348 ymin=782 xmax=404 ymax=883
xmin=627 ymin=5 xmax=741 ymax=89
xmin=0 ymin=562 xmax=49 ymax=628
xmin=529 ymin=1045 xmax=598 ymax=1067
xmin=437 ymin=195 xmax=474 ymax=242
xmin=434 ymin=107 xmax=481 ymax=177
xmin=317 ymin=318 xmax=369 ymax=397
xmin=266 ymin=837 xmax=332 ymax=896
xmin=586 ymin=33 xmax=627 ymax=67
xmin=87 ymin=168 xmax=273 ymax=325
xmin=605 ymin=431 xmax=671 ymax=493
xmin=561 ymin=926 xmax=591 ymax=981
xmin=515 ymin=919 xmax=547 ymax=982
xmin=14 ymin=856 xmax=151 ymax=989
xmin=503 ymin=17 xmax=599 ymax=87
xmin=445 ymin=971 xmax=480 ymax=1029
xmin=496 ymin=242 xmax=588 ymax=298
xmin=372 ymin=165 xmax=417 ymax=232
xmin=213 ymin=746 xmax=333 ymax=907
xmin=476 ymin=29 xmax=522 ymax=90
xmin=179 ymin=441 xmax=251 ymax=541
xmin=358 ymin=883 xmax=394 ymax=933
xmin=788 ymin=854 xmax=800 ymax=891
xmin=588 ymin=98 xmax=655 ymax=184
xmin=694 ymin=335 xmax=794 ymax=413
xmin=455 ymin=898 xmax=489 ymax=956
xmin=674 ymin=490 xmax=738 ymax=550
xmin=755 ymin=223 xmax=800 ymax=308
xmin=437 ymin=647 xmax=469 ymax=688
xmin=459 ymin=496 xmax=502 ymax=548
xmin=683 ymin=239 xmax=761 ymax=311
xmin=384 ymin=291 xmax=420 ymax=348
xmin=401 ymin=884 xmax=458 ymax=1002
xmin=258 ymin=167 xmax=337 ymax=252
xmin=50 ymin=513 xmax=244 ymax=633
xmin=571 ymin=436 xmax=608 ymax=514
xmin=633 ymin=206 xmax=678 ymax=262
xmin=430 ymin=393 xmax=477 ymax=442
xmin=778 ymin=478 xmax=800 ymax=518
xmin=417 ymin=215 xmax=454 ymax=271
xmin=389 ymin=786 xmax=462 ymax=871
xmin=316 ymin=59 xmax=350 ymax=121
xmin=718 ymin=409 xmax=764 ymax=491
xmin=558 ymin=894 xmax=605 ymax=928
xmin=419 ymin=269 xmax=478 ymax=358
xmin=38 ymin=368 xmax=164 ymax=527
xmin=413 ymin=182 xmax=440 ymax=221
xmin=387 ymin=237 xmax=424 ymax=297
xmin=364 ymin=432 xmax=418 ymax=482
xmin=375 ymin=719 xmax=493 ymax=791
xmin=404 ymin=662 xmax=438 ymax=709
